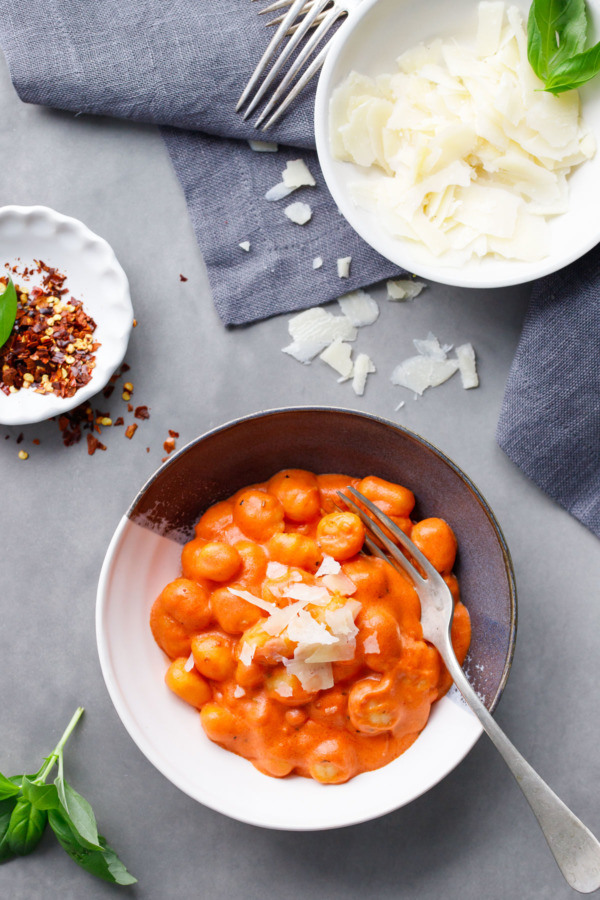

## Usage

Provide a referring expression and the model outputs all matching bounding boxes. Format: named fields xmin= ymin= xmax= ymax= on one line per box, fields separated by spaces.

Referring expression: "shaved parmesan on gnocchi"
xmin=329 ymin=2 xmax=595 ymax=263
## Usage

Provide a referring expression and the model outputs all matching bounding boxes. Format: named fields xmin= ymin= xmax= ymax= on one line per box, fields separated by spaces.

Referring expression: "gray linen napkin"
xmin=0 ymin=0 xmax=400 ymax=325
xmin=497 ymin=245 xmax=600 ymax=538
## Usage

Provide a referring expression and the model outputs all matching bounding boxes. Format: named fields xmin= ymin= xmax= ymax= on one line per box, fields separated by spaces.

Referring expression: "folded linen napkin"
xmin=1 ymin=0 xmax=599 ymax=539
xmin=0 ymin=0 xmax=401 ymax=325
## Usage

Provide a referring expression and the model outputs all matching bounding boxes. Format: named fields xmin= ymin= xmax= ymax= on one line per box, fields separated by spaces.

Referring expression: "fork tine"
xmin=236 ymin=0 xmax=308 ymax=111
xmin=256 ymin=7 xmax=340 ymax=127
xmin=339 ymin=491 xmax=429 ymax=585
xmin=266 ymin=2 xmax=321 ymax=24
xmin=261 ymin=0 xmax=315 ymax=15
xmin=243 ymin=0 xmax=331 ymax=120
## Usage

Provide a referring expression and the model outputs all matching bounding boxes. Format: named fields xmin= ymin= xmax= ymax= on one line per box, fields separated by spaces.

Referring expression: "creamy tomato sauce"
xmin=150 ymin=471 xmax=471 ymax=784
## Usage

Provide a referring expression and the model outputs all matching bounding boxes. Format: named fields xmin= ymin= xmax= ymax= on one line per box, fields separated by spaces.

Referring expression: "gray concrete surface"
xmin=1 ymin=51 xmax=599 ymax=900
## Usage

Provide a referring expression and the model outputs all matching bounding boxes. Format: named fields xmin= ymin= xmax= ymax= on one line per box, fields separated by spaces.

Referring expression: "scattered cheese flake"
xmin=238 ymin=241 xmax=250 ymax=252
xmin=413 ymin=332 xmax=453 ymax=360
xmin=288 ymin=307 xmax=357 ymax=346
xmin=286 ymin=608 xmax=338 ymax=645
xmin=265 ymin=182 xmax=294 ymax=202
xmin=274 ymin=680 xmax=294 ymax=698
xmin=363 ymin=634 xmax=380 ymax=654
xmin=283 ymin=584 xmax=331 ymax=606
xmin=391 ymin=356 xmax=459 ymax=395
xmin=337 ymin=290 xmax=379 ymax=326
xmin=239 ymin=642 xmax=255 ymax=666
xmin=266 ymin=561 xmax=289 ymax=579
xmin=302 ymin=637 xmax=356 ymax=664
xmin=456 ymin=342 xmax=479 ymax=388
xmin=395 ymin=400 xmax=406 ymax=411
xmin=319 ymin=338 xmax=354 ymax=378
xmin=324 ymin=600 xmax=361 ymax=637
xmin=282 ymin=158 xmax=316 ymax=188
xmin=183 ymin=652 xmax=195 ymax=672
xmin=322 ymin=571 xmax=357 ymax=596
xmin=387 ymin=279 xmax=426 ymax=300
xmin=284 ymin=201 xmax=312 ymax=225
xmin=312 ymin=256 xmax=323 ymax=269
xmin=352 ymin=352 xmax=376 ymax=396
xmin=233 ymin=685 xmax=246 ymax=698
xmin=263 ymin=600 xmax=313 ymax=636
xmin=248 ymin=140 xmax=278 ymax=152
xmin=282 ymin=340 xmax=325 ymax=365
xmin=228 ymin=587 xmax=277 ymax=615
xmin=283 ymin=658 xmax=334 ymax=692
xmin=316 ymin=555 xmax=341 ymax=577
xmin=337 ymin=256 xmax=352 ymax=278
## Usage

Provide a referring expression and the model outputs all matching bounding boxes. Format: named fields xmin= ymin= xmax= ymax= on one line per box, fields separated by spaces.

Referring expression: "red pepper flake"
xmin=113 ymin=417 xmax=124 ymax=427
xmin=103 ymin=384 xmax=115 ymax=399
xmin=121 ymin=363 xmax=130 ymax=373
xmin=0 ymin=261 xmax=100 ymax=399
xmin=33 ymin=439 xmax=40 ymax=445
xmin=168 ymin=429 xmax=179 ymax=438
xmin=146 ymin=447 xmax=150 ymax=453
xmin=163 ymin=437 xmax=176 ymax=454
xmin=16 ymin=433 xmax=24 ymax=444
xmin=134 ymin=405 xmax=150 ymax=420
xmin=87 ymin=434 xmax=106 ymax=455
xmin=125 ymin=424 xmax=137 ymax=439
xmin=132 ymin=319 xmax=138 ymax=328
xmin=127 ymin=403 xmax=133 ymax=413
xmin=179 ymin=274 xmax=188 ymax=282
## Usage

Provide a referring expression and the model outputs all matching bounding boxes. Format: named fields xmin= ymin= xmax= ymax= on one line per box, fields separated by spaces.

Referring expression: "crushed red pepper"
xmin=134 ymin=405 xmax=150 ymax=420
xmin=125 ymin=423 xmax=137 ymax=439
xmin=0 ymin=261 xmax=99 ymax=399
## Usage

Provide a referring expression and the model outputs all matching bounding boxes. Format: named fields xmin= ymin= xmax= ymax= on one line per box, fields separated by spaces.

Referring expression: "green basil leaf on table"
xmin=544 ymin=41 xmax=600 ymax=91
xmin=527 ymin=0 xmax=587 ymax=80
xmin=49 ymin=809 xmax=137 ymax=886
xmin=0 ymin=773 xmax=21 ymax=801
xmin=22 ymin=777 xmax=60 ymax=811
xmin=0 ymin=797 xmax=19 ymax=863
xmin=0 ymin=275 xmax=18 ymax=349
xmin=6 ymin=797 xmax=47 ymax=856
xmin=54 ymin=776 xmax=102 ymax=850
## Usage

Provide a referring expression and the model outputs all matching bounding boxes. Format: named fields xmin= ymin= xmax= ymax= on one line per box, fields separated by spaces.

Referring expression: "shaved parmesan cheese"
xmin=395 ymin=400 xmax=405 ymax=411
xmin=239 ymin=642 xmax=255 ymax=666
xmin=316 ymin=555 xmax=341 ymax=577
xmin=249 ymin=140 xmax=278 ymax=152
xmin=265 ymin=182 xmax=294 ymax=201
xmin=312 ymin=256 xmax=323 ymax=269
xmin=282 ymin=340 xmax=326 ymax=365
xmin=322 ymin=572 xmax=357 ymax=596
xmin=184 ymin=652 xmax=195 ymax=672
xmin=238 ymin=241 xmax=250 ymax=252
xmin=283 ymin=658 xmax=334 ymax=692
xmin=352 ymin=352 xmax=376 ymax=396
xmin=283 ymin=583 xmax=331 ymax=606
xmin=337 ymin=290 xmax=379 ymax=326
xmin=413 ymin=332 xmax=452 ymax=360
xmin=320 ymin=338 xmax=354 ymax=378
xmin=228 ymin=587 xmax=277 ymax=615
xmin=266 ymin=561 xmax=288 ymax=579
xmin=288 ymin=307 xmax=357 ymax=346
xmin=329 ymin=2 xmax=595 ymax=262
xmin=337 ymin=256 xmax=352 ymax=278
xmin=387 ymin=279 xmax=426 ymax=300
xmin=391 ymin=355 xmax=459 ymax=395
xmin=456 ymin=342 xmax=479 ymax=388
xmin=363 ymin=634 xmax=380 ymax=654
xmin=233 ymin=685 xmax=246 ymax=698
xmin=284 ymin=201 xmax=312 ymax=225
xmin=282 ymin=158 xmax=316 ymax=188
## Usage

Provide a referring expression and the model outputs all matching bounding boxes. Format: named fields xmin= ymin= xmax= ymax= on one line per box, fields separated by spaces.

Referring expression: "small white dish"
xmin=314 ymin=0 xmax=600 ymax=288
xmin=0 ymin=205 xmax=133 ymax=425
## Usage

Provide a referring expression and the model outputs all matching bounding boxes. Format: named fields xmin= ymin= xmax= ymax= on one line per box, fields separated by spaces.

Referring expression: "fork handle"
xmin=442 ymin=649 xmax=600 ymax=894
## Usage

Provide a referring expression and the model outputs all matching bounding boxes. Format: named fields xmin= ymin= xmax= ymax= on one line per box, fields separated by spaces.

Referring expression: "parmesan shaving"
xmin=228 ymin=587 xmax=277 ymax=615
xmin=363 ymin=634 xmax=380 ymax=654
xmin=284 ymin=201 xmax=312 ymax=225
xmin=248 ymin=140 xmax=278 ymax=152
xmin=283 ymin=583 xmax=331 ymax=606
xmin=391 ymin=332 xmax=460 ymax=395
xmin=337 ymin=289 xmax=379 ymax=326
xmin=239 ymin=642 xmax=255 ymax=666
xmin=238 ymin=241 xmax=250 ymax=252
xmin=282 ymin=158 xmax=316 ymax=188
xmin=316 ymin=555 xmax=341 ymax=577
xmin=322 ymin=572 xmax=357 ymax=596
xmin=282 ymin=340 xmax=326 ymax=365
xmin=319 ymin=338 xmax=354 ymax=378
xmin=387 ymin=279 xmax=426 ymax=300
xmin=288 ymin=307 xmax=357 ymax=346
xmin=456 ymin=342 xmax=479 ymax=388
xmin=266 ymin=561 xmax=289 ymax=579
xmin=265 ymin=182 xmax=294 ymax=202
xmin=233 ymin=685 xmax=246 ymax=698
xmin=312 ymin=256 xmax=323 ymax=269
xmin=337 ymin=256 xmax=352 ymax=278
xmin=352 ymin=352 xmax=376 ymax=396
xmin=183 ymin=652 xmax=195 ymax=672
xmin=329 ymin=2 xmax=596 ymax=263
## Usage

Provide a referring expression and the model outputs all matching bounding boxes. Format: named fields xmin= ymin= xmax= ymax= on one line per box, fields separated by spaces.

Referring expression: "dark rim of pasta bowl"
xmin=125 ymin=406 xmax=517 ymax=715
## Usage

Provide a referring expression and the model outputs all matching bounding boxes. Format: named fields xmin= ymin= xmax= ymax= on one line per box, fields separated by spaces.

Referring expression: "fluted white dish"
xmin=0 ymin=205 xmax=132 ymax=425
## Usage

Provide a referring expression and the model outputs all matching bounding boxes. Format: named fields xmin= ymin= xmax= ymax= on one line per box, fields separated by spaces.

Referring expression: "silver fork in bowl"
xmin=338 ymin=486 xmax=600 ymax=895
xmin=237 ymin=0 xmax=363 ymax=130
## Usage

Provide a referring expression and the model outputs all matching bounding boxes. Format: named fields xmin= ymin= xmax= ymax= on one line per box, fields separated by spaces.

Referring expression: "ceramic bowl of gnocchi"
xmin=96 ymin=407 xmax=516 ymax=830
xmin=314 ymin=0 xmax=600 ymax=288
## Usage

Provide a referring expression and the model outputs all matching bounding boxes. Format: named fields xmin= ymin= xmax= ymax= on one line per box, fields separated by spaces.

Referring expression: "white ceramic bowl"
xmin=97 ymin=408 xmax=516 ymax=831
xmin=0 ymin=206 xmax=133 ymax=425
xmin=314 ymin=0 xmax=600 ymax=288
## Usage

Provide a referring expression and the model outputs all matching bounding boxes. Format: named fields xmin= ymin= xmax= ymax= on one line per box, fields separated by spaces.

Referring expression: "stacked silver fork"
xmin=237 ymin=0 xmax=362 ymax=130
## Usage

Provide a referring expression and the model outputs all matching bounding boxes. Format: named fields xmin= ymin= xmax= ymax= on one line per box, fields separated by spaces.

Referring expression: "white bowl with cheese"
xmin=314 ymin=0 xmax=600 ymax=287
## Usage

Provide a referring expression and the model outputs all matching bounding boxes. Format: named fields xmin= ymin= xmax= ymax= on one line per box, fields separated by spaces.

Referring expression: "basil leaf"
xmin=49 ymin=809 xmax=137 ymax=886
xmin=544 ymin=40 xmax=600 ymax=92
xmin=0 ymin=798 xmax=19 ymax=863
xmin=0 ymin=773 xmax=20 ymax=801
xmin=55 ymin=776 xmax=101 ymax=850
xmin=528 ymin=0 xmax=587 ymax=80
xmin=0 ymin=276 xmax=18 ymax=350
xmin=22 ymin=777 xmax=59 ymax=811
xmin=6 ymin=797 xmax=47 ymax=856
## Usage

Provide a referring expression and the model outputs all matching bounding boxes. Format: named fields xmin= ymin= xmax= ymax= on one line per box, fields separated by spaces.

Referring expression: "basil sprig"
xmin=528 ymin=0 xmax=600 ymax=93
xmin=0 ymin=275 xmax=18 ymax=349
xmin=0 ymin=708 xmax=136 ymax=885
